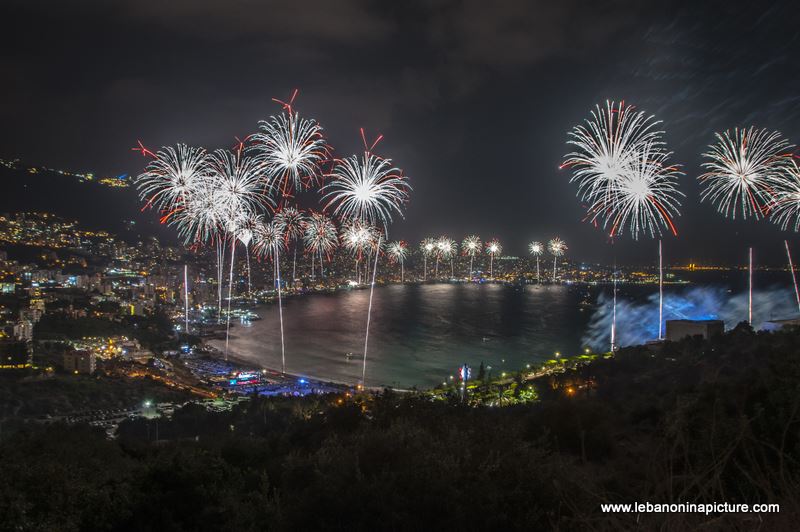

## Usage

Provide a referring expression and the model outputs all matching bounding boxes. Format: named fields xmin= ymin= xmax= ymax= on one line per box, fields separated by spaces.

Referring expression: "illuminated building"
xmin=0 ymin=340 xmax=32 ymax=370
xmin=63 ymin=350 xmax=96 ymax=374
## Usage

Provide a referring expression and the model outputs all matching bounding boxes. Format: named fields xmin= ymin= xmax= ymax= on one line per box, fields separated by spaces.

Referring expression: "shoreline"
xmin=198 ymin=275 xmax=703 ymax=393
xmin=202 ymin=340 xmax=413 ymax=392
xmin=200 ymin=342 xmax=394 ymax=393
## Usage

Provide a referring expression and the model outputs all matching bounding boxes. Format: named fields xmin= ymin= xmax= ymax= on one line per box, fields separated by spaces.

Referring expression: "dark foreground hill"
xmin=1 ymin=324 xmax=799 ymax=530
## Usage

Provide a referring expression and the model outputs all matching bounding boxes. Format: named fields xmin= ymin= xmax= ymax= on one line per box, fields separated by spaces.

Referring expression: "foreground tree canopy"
xmin=1 ymin=323 xmax=799 ymax=530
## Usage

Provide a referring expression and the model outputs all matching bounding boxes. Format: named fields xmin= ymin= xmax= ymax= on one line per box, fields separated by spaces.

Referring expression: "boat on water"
xmin=345 ymin=352 xmax=356 ymax=360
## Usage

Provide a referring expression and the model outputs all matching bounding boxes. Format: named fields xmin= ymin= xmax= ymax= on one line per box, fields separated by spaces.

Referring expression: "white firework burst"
xmin=135 ymin=143 xmax=212 ymax=231
xmin=252 ymin=219 xmax=287 ymax=260
xmin=770 ymin=159 xmax=800 ymax=231
xmin=564 ymin=101 xmax=664 ymax=209
xmin=322 ymin=152 xmax=410 ymax=232
xmin=548 ymin=237 xmax=567 ymax=257
xmin=462 ymin=235 xmax=481 ymax=256
xmin=206 ymin=149 xmax=273 ymax=233
xmin=341 ymin=220 xmax=378 ymax=257
xmin=699 ymin=127 xmax=793 ymax=220
xmin=486 ymin=239 xmax=502 ymax=256
xmin=302 ymin=212 xmax=338 ymax=257
xmin=250 ymin=111 xmax=328 ymax=197
xmin=597 ymin=143 xmax=684 ymax=239
xmin=387 ymin=241 xmax=408 ymax=262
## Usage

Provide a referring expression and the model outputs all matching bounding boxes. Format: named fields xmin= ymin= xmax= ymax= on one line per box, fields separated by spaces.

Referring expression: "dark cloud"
xmin=2 ymin=0 xmax=800 ymax=265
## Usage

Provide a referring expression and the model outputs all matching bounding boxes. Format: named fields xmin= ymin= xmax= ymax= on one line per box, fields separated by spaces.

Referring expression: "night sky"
xmin=3 ymin=0 xmax=800 ymax=265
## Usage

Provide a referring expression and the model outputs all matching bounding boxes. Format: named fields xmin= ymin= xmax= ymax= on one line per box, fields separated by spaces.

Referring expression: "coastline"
xmin=201 ymin=275 xmax=697 ymax=393
xmin=203 ymin=339 xmax=412 ymax=392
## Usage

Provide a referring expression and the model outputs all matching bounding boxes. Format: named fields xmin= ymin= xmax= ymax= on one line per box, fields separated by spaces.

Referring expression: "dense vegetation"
xmin=1 ymin=324 xmax=799 ymax=530
xmin=0 ymin=373 xmax=191 ymax=423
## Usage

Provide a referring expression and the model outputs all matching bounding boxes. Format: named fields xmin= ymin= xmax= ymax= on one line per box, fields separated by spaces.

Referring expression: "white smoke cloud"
xmin=583 ymin=285 xmax=799 ymax=349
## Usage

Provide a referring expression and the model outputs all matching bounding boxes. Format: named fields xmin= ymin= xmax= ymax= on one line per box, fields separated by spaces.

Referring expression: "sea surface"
xmin=214 ymin=270 xmax=800 ymax=389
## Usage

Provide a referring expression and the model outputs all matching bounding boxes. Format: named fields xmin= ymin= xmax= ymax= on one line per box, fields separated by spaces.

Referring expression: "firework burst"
xmin=563 ymin=101 xmax=663 ymax=210
xmin=486 ymin=239 xmax=502 ymax=278
xmin=548 ymin=237 xmax=567 ymax=281
xmin=529 ymin=240 xmax=543 ymax=281
xmin=770 ymin=159 xmax=800 ymax=231
xmin=252 ymin=219 xmax=287 ymax=261
xmin=462 ymin=235 xmax=481 ymax=278
xmin=275 ymin=206 xmax=306 ymax=284
xmin=436 ymin=237 xmax=457 ymax=278
xmin=322 ymin=152 xmax=410 ymax=233
xmin=135 ymin=143 xmax=210 ymax=222
xmin=599 ymin=143 xmax=684 ymax=239
xmin=207 ymin=149 xmax=273 ymax=231
xmin=699 ymin=127 xmax=793 ymax=220
xmin=387 ymin=241 xmax=408 ymax=282
xmin=420 ymin=238 xmax=436 ymax=280
xmin=302 ymin=212 xmax=338 ymax=276
xmin=250 ymin=111 xmax=328 ymax=197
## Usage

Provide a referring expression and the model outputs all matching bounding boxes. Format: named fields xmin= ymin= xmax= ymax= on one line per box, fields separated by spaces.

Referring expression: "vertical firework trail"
xmin=611 ymin=269 xmax=618 ymax=352
xmin=658 ymin=240 xmax=663 ymax=340
xmin=749 ymin=247 xmax=754 ymax=324
xmin=224 ymin=238 xmax=236 ymax=359
xmin=362 ymin=235 xmax=381 ymax=384
xmin=322 ymin=130 xmax=410 ymax=387
xmin=275 ymin=241 xmax=285 ymax=373
xmin=184 ymin=264 xmax=189 ymax=334
xmin=216 ymin=239 xmax=224 ymax=320
xmin=786 ymin=240 xmax=800 ymax=313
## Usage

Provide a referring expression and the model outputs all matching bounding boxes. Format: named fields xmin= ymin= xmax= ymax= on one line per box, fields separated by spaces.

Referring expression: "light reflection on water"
xmin=218 ymin=283 xmax=592 ymax=389
xmin=217 ymin=271 xmax=798 ymax=389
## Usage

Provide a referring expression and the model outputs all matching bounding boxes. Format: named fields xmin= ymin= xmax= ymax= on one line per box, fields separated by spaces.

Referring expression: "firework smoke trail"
xmin=548 ymin=237 xmax=567 ymax=281
xmin=420 ymin=238 xmax=435 ymax=281
xmin=363 ymin=232 xmax=382 ymax=385
xmin=528 ymin=241 xmax=543 ymax=282
xmin=224 ymin=233 xmax=237 ymax=358
xmin=463 ymin=235 xmax=481 ymax=279
xmin=253 ymin=220 xmax=288 ymax=372
xmin=486 ymin=239 xmax=502 ymax=278
xmin=322 ymin=132 xmax=411 ymax=386
xmin=388 ymin=241 xmax=408 ymax=282
xmin=216 ymin=239 xmax=224 ymax=318
xmin=434 ymin=241 xmax=441 ymax=278
xmin=699 ymin=127 xmax=793 ymax=220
